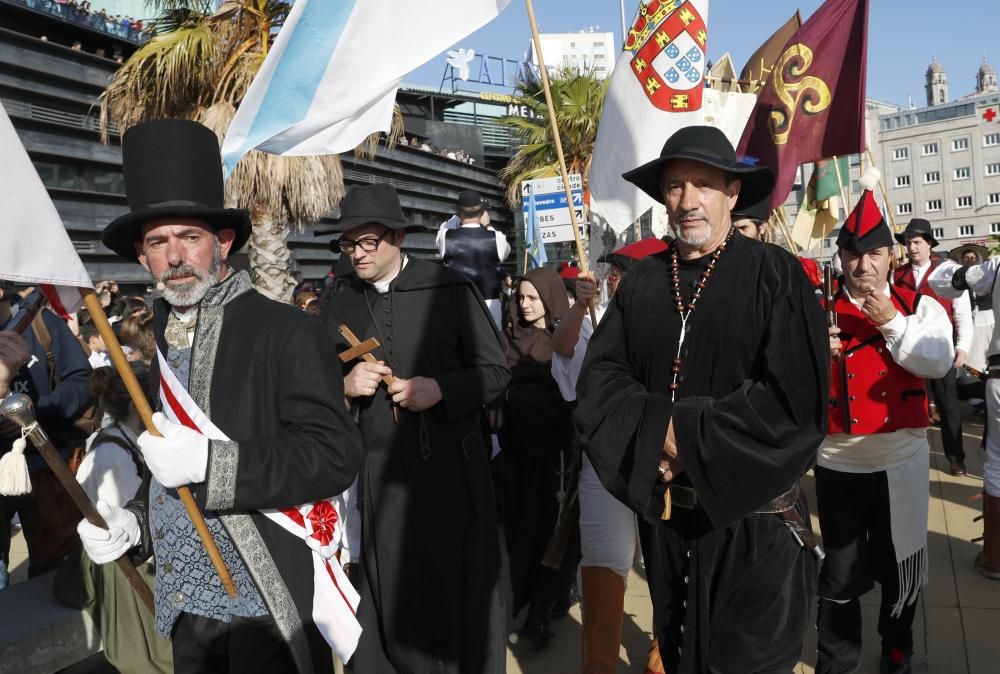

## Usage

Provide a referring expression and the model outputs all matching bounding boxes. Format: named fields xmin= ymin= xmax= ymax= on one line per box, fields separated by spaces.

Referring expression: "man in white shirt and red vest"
xmin=818 ymin=195 xmax=954 ymax=674
xmin=892 ymin=218 xmax=973 ymax=475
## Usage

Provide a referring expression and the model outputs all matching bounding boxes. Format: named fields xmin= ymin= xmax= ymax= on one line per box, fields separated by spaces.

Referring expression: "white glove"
xmin=138 ymin=412 xmax=209 ymax=488
xmin=77 ymin=500 xmax=141 ymax=565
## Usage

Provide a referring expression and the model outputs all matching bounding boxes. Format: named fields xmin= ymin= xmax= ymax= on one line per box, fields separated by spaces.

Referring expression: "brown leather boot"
xmin=975 ymin=492 xmax=1000 ymax=579
xmin=581 ymin=566 xmax=626 ymax=674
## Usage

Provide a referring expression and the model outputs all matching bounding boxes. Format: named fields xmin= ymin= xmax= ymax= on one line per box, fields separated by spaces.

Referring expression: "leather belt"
xmin=668 ymin=483 xmax=801 ymax=512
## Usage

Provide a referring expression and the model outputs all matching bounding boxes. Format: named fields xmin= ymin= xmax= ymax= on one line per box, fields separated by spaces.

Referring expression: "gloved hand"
xmin=77 ymin=500 xmax=141 ymax=565
xmin=138 ymin=412 xmax=209 ymax=488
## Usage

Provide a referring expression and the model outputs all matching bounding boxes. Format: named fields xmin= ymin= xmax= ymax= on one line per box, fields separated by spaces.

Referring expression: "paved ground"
xmin=8 ymin=413 xmax=1000 ymax=673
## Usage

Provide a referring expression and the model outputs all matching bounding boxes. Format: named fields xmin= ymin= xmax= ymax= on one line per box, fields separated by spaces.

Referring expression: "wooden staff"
xmin=524 ymin=0 xmax=598 ymax=327
xmin=0 ymin=393 xmax=155 ymax=612
xmin=80 ymin=289 xmax=237 ymax=598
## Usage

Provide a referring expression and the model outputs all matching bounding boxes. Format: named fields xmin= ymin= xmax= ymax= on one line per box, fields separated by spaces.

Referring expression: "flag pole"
xmin=524 ymin=0 xmax=597 ymax=325
xmin=80 ymin=288 xmax=237 ymax=598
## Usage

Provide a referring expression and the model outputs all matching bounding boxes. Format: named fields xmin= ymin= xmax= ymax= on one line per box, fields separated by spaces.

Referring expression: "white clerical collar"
xmin=372 ymin=254 xmax=408 ymax=294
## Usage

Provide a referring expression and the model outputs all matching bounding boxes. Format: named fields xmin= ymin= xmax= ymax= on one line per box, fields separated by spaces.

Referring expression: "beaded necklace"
xmin=668 ymin=226 xmax=735 ymax=401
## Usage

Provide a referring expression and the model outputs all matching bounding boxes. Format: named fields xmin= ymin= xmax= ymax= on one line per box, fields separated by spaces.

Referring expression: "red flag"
xmin=736 ymin=0 xmax=869 ymax=209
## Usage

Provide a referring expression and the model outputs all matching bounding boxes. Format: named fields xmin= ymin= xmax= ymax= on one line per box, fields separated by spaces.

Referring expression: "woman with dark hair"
xmin=501 ymin=266 xmax=578 ymax=649
xmin=118 ymin=308 xmax=155 ymax=363
xmin=64 ymin=363 xmax=172 ymax=673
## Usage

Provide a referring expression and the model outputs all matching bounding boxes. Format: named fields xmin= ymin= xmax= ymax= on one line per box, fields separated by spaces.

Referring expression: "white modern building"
xmin=530 ymin=30 xmax=616 ymax=80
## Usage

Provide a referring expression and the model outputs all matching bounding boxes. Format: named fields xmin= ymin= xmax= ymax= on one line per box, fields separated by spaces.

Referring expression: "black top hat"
xmin=894 ymin=218 xmax=939 ymax=248
xmin=101 ymin=119 xmax=251 ymax=263
xmin=730 ymin=193 xmax=772 ymax=223
xmin=622 ymin=126 xmax=775 ymax=211
xmin=324 ymin=183 xmax=424 ymax=234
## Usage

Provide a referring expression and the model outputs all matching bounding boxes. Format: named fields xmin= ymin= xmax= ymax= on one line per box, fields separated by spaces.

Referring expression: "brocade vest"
xmin=443 ymin=226 xmax=503 ymax=299
xmin=828 ymin=285 xmax=930 ymax=435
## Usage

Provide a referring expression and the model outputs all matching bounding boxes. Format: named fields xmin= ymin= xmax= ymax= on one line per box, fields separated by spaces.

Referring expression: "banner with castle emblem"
xmin=590 ymin=0 xmax=757 ymax=233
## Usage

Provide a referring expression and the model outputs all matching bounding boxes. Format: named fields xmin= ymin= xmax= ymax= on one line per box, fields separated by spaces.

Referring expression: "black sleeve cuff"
xmin=952 ymin=266 xmax=970 ymax=291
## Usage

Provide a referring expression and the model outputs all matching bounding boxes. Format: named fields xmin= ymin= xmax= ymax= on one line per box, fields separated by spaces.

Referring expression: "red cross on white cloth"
xmin=156 ymin=349 xmax=362 ymax=663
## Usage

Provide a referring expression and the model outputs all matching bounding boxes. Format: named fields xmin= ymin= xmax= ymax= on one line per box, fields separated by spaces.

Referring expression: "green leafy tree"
xmin=100 ymin=0 xmax=400 ymax=301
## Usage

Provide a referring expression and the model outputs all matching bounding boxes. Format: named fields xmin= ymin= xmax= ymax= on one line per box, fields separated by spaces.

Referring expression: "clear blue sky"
xmin=407 ymin=0 xmax=998 ymax=107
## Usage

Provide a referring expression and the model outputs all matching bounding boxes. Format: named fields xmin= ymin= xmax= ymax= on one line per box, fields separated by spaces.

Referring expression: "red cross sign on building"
xmin=984 ymin=108 xmax=997 ymax=123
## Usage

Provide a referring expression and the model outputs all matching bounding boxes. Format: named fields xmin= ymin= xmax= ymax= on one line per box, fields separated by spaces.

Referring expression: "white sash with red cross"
xmin=156 ymin=349 xmax=362 ymax=662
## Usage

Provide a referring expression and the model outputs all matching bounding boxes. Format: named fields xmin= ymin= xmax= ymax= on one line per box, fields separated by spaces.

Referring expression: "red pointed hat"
xmin=836 ymin=188 xmax=893 ymax=253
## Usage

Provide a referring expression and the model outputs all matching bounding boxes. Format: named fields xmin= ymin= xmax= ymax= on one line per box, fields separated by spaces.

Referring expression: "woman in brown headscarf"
xmin=501 ymin=266 xmax=578 ymax=649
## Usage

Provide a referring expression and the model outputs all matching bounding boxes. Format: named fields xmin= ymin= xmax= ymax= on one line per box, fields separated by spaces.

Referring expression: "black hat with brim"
xmin=101 ymin=119 xmax=251 ymax=263
xmin=894 ymin=218 xmax=939 ymax=248
xmin=731 ymin=193 xmax=772 ymax=223
xmin=322 ymin=183 xmax=426 ymax=235
xmin=622 ymin=125 xmax=776 ymax=211
xmin=948 ymin=243 xmax=989 ymax=263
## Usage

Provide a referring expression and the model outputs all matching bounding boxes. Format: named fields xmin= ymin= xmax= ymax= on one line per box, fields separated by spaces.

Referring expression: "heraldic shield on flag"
xmin=626 ymin=0 xmax=707 ymax=112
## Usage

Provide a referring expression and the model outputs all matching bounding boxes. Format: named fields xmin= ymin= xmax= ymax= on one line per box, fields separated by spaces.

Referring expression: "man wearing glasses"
xmin=323 ymin=184 xmax=511 ymax=674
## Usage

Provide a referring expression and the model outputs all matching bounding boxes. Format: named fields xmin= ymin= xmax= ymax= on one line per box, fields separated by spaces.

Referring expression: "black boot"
xmin=517 ymin=601 xmax=554 ymax=649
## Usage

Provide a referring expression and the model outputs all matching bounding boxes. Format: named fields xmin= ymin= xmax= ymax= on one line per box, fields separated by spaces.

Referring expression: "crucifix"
xmin=337 ymin=324 xmax=398 ymax=423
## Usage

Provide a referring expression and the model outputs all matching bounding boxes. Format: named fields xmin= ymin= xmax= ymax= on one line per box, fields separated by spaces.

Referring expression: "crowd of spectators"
xmin=398 ymin=135 xmax=477 ymax=165
xmin=13 ymin=0 xmax=152 ymax=44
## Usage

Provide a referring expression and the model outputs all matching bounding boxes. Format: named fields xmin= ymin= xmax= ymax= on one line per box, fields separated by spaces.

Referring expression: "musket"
xmin=541 ymin=447 xmax=581 ymax=569
xmin=0 ymin=393 xmax=155 ymax=613
xmin=2 ymin=289 xmax=46 ymax=334
xmin=823 ymin=265 xmax=837 ymax=329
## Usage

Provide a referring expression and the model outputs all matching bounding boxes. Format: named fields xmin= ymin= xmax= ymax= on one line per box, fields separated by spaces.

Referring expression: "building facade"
xmin=530 ymin=31 xmax=616 ymax=80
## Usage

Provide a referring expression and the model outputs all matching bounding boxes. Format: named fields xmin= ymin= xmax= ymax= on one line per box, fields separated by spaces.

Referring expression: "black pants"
xmin=815 ymin=467 xmax=919 ymax=674
xmin=171 ymin=612 xmax=296 ymax=674
xmin=930 ymin=368 xmax=964 ymax=461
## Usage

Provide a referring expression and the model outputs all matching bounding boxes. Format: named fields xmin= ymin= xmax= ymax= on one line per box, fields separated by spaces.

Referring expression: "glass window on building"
xmin=927 ymin=199 xmax=943 ymax=211
xmin=957 ymin=196 xmax=973 ymax=209
xmin=986 ymin=133 xmax=1000 ymax=147
xmin=897 ymin=202 xmax=913 ymax=215
xmin=990 ymin=193 xmax=1000 ymax=205
xmin=953 ymin=138 xmax=970 ymax=151
xmin=959 ymin=225 xmax=975 ymax=236
xmin=989 ymin=163 xmax=1000 ymax=176
xmin=925 ymin=171 xmax=941 ymax=183
xmin=955 ymin=167 xmax=971 ymax=180
xmin=893 ymin=147 xmax=909 ymax=160
xmin=895 ymin=175 xmax=911 ymax=187
xmin=933 ymin=227 xmax=945 ymax=239
xmin=922 ymin=142 xmax=939 ymax=155
xmin=992 ymin=222 xmax=1000 ymax=234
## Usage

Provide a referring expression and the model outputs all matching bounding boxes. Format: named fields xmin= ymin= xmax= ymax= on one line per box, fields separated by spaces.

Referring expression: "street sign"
xmin=521 ymin=174 xmax=585 ymax=244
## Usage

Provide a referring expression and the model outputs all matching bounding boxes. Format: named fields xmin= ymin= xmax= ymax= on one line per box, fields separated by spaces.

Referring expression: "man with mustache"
xmin=75 ymin=120 xmax=364 ymax=673
xmin=575 ymin=126 xmax=829 ymax=672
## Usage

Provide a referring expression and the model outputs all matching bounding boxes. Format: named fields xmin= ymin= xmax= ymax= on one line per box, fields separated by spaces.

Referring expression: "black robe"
xmin=575 ymin=234 xmax=828 ymax=673
xmin=135 ymin=272 xmax=366 ymax=674
xmin=323 ymin=258 xmax=511 ymax=674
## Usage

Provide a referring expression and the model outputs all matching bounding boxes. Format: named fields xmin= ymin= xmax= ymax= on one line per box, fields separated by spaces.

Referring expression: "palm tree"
xmin=498 ymin=69 xmax=609 ymax=208
xmin=100 ymin=0 xmax=399 ymax=301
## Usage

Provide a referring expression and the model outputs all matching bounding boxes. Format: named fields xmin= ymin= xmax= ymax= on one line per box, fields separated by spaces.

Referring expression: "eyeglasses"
xmin=333 ymin=230 xmax=390 ymax=255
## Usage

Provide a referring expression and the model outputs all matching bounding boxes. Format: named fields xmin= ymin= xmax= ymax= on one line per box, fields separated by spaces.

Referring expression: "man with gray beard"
xmin=76 ymin=119 xmax=364 ymax=673
xmin=574 ymin=126 xmax=829 ymax=672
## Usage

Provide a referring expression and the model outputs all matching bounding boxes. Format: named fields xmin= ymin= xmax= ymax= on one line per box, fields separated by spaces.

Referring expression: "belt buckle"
xmin=669 ymin=484 xmax=697 ymax=509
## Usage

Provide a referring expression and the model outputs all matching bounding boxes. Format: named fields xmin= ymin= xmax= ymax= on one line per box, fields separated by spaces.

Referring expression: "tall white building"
xmin=530 ymin=31 xmax=616 ymax=80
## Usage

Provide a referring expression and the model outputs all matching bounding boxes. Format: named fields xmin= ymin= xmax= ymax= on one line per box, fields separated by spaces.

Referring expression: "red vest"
xmin=893 ymin=257 xmax=955 ymax=327
xmin=828 ymin=285 xmax=930 ymax=435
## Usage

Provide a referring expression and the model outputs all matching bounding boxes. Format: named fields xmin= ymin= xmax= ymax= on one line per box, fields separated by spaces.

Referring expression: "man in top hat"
xmin=75 ymin=119 xmax=364 ymax=673
xmin=436 ymin=189 xmax=511 ymax=328
xmin=817 ymin=190 xmax=953 ymax=674
xmin=926 ymin=247 xmax=1000 ymax=580
xmin=892 ymin=219 xmax=973 ymax=475
xmin=574 ymin=126 xmax=829 ymax=672
xmin=323 ymin=183 xmax=510 ymax=673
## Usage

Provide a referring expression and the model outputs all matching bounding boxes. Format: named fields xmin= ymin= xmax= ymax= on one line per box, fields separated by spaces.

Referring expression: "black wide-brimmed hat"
xmin=101 ymin=119 xmax=251 ymax=262
xmin=622 ymin=126 xmax=775 ymax=210
xmin=323 ymin=183 xmax=424 ymax=235
xmin=730 ymin=193 xmax=772 ymax=223
xmin=894 ymin=218 xmax=939 ymax=248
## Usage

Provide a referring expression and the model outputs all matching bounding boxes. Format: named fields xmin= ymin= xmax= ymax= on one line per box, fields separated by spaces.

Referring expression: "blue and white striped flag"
xmin=222 ymin=0 xmax=511 ymax=175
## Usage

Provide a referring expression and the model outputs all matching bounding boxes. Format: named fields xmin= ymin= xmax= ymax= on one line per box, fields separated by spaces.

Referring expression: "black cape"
xmin=575 ymin=234 xmax=828 ymax=672
xmin=324 ymin=258 xmax=511 ymax=674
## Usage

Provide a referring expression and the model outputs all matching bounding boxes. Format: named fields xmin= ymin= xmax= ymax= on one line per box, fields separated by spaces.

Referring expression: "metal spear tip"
xmin=0 ymin=393 xmax=37 ymax=429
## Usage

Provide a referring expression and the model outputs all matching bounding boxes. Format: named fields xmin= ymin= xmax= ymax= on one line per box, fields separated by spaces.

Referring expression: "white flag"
xmin=589 ymin=0 xmax=757 ymax=233
xmin=222 ymin=0 xmax=512 ymax=174
xmin=0 ymin=102 xmax=92 ymax=315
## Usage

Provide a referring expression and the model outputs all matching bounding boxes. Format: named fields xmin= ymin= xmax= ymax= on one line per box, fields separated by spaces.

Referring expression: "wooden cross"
xmin=337 ymin=325 xmax=398 ymax=422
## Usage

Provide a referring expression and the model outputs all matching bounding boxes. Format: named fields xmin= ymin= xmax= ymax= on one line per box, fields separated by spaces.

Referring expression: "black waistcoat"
xmin=443 ymin=227 xmax=503 ymax=299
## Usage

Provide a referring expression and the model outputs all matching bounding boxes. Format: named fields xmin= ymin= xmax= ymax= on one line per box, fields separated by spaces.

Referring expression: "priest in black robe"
xmin=575 ymin=126 xmax=829 ymax=673
xmin=323 ymin=184 xmax=511 ymax=674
